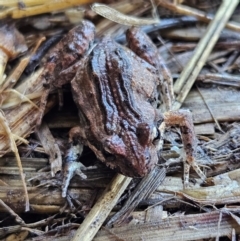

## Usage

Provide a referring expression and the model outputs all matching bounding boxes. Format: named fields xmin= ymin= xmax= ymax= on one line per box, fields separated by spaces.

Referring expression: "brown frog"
xmin=63 ymin=27 xmax=206 ymax=196
xmin=70 ymin=37 xmax=162 ymax=178
xmin=36 ymin=21 xmax=205 ymax=196
xmin=62 ymin=36 xmax=163 ymax=196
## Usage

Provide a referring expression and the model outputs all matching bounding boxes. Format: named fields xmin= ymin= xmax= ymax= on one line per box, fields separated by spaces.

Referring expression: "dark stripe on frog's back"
xmin=90 ymin=39 xmax=143 ymax=135
xmin=91 ymin=44 xmax=119 ymax=134
xmin=71 ymin=57 xmax=106 ymax=142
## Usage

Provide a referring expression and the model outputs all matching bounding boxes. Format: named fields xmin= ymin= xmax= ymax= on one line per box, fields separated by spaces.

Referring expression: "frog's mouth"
xmin=119 ymin=162 xmax=152 ymax=178
xmin=103 ymin=153 xmax=153 ymax=178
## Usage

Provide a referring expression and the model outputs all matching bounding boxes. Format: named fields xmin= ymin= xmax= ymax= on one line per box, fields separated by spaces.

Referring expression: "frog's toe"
xmin=190 ymin=161 xmax=206 ymax=182
xmin=62 ymin=160 xmax=97 ymax=197
xmin=183 ymin=155 xmax=206 ymax=188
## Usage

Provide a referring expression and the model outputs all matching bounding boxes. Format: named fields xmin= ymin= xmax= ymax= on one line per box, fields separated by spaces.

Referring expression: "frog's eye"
xmin=152 ymin=127 xmax=160 ymax=144
xmin=136 ymin=123 xmax=151 ymax=146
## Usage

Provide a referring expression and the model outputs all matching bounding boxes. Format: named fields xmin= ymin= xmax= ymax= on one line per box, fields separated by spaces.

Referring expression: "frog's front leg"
xmin=163 ymin=110 xmax=206 ymax=187
xmin=62 ymin=126 xmax=97 ymax=197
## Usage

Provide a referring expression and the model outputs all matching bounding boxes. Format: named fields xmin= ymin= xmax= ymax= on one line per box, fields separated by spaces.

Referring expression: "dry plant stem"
xmin=94 ymin=210 xmax=240 ymax=240
xmin=0 ymin=182 xmax=100 ymax=213
xmin=199 ymin=73 xmax=240 ymax=83
xmin=0 ymin=111 xmax=29 ymax=211
xmin=0 ymin=226 xmax=24 ymax=240
xmin=0 ymin=37 xmax=47 ymax=212
xmin=2 ymin=57 xmax=30 ymax=91
xmin=36 ymin=122 xmax=62 ymax=175
xmin=0 ymin=8 xmax=14 ymax=19
xmin=0 ymin=198 xmax=25 ymax=224
xmin=1 ymin=89 xmax=39 ymax=110
xmin=172 ymin=0 xmax=238 ymax=110
xmin=91 ymin=3 xmax=159 ymax=26
xmin=0 ymin=49 xmax=8 ymax=85
xmin=9 ymin=0 xmax=99 ymax=19
xmin=0 ymin=25 xmax=27 ymax=83
xmin=1 ymin=36 xmax=46 ymax=91
xmin=72 ymin=174 xmax=131 ymax=241
xmin=0 ymin=68 xmax=56 ymax=158
xmin=196 ymin=85 xmax=223 ymax=133
xmin=106 ymin=167 xmax=166 ymax=227
xmin=6 ymin=230 xmax=29 ymax=240
xmin=232 ymin=229 xmax=236 ymax=241
xmin=220 ymin=51 xmax=239 ymax=72
xmin=95 ymin=1 xmax=149 ymax=37
xmin=1 ymin=215 xmax=57 ymax=237
xmin=158 ymin=0 xmax=240 ymax=32
xmin=0 ymin=0 xmax=50 ymax=7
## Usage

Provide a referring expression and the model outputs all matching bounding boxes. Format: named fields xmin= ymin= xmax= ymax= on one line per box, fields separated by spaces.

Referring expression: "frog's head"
xmin=102 ymin=122 xmax=161 ymax=177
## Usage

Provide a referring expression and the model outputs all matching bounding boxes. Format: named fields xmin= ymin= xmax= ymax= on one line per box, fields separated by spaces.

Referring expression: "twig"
xmin=1 ymin=36 xmax=46 ymax=91
xmin=36 ymin=122 xmax=62 ymax=175
xmin=91 ymin=3 xmax=159 ymax=26
xmin=71 ymin=174 xmax=132 ymax=241
xmin=157 ymin=0 xmax=240 ymax=32
xmin=196 ymin=85 xmax=224 ymax=133
xmin=94 ymin=211 xmax=240 ymax=240
xmin=216 ymin=211 xmax=223 ymax=241
xmin=5 ymin=0 xmax=99 ymax=19
xmin=0 ymin=110 xmax=29 ymax=211
xmin=0 ymin=198 xmax=25 ymax=224
xmin=0 ymin=0 xmax=49 ymax=7
xmin=232 ymin=228 xmax=236 ymax=241
xmin=106 ymin=167 xmax=166 ymax=227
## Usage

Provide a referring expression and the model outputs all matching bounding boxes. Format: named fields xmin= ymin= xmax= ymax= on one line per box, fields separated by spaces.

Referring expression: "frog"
xmin=35 ymin=20 xmax=206 ymax=197
xmin=62 ymin=36 xmax=164 ymax=196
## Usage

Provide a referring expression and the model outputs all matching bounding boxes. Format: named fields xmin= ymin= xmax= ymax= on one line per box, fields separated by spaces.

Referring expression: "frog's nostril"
xmin=145 ymin=153 xmax=151 ymax=165
xmin=126 ymin=162 xmax=132 ymax=167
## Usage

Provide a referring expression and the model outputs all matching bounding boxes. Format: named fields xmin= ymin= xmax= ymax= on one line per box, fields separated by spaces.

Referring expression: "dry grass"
xmin=0 ymin=0 xmax=240 ymax=240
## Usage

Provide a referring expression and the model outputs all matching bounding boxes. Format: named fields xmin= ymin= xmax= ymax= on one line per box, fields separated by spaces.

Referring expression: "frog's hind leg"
xmin=163 ymin=109 xmax=206 ymax=187
xmin=125 ymin=27 xmax=174 ymax=111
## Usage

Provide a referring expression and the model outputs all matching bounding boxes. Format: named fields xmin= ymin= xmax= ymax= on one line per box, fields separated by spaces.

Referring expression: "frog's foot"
xmin=164 ymin=110 xmax=206 ymax=187
xmin=62 ymin=143 xmax=96 ymax=197
xmin=183 ymin=157 xmax=206 ymax=189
